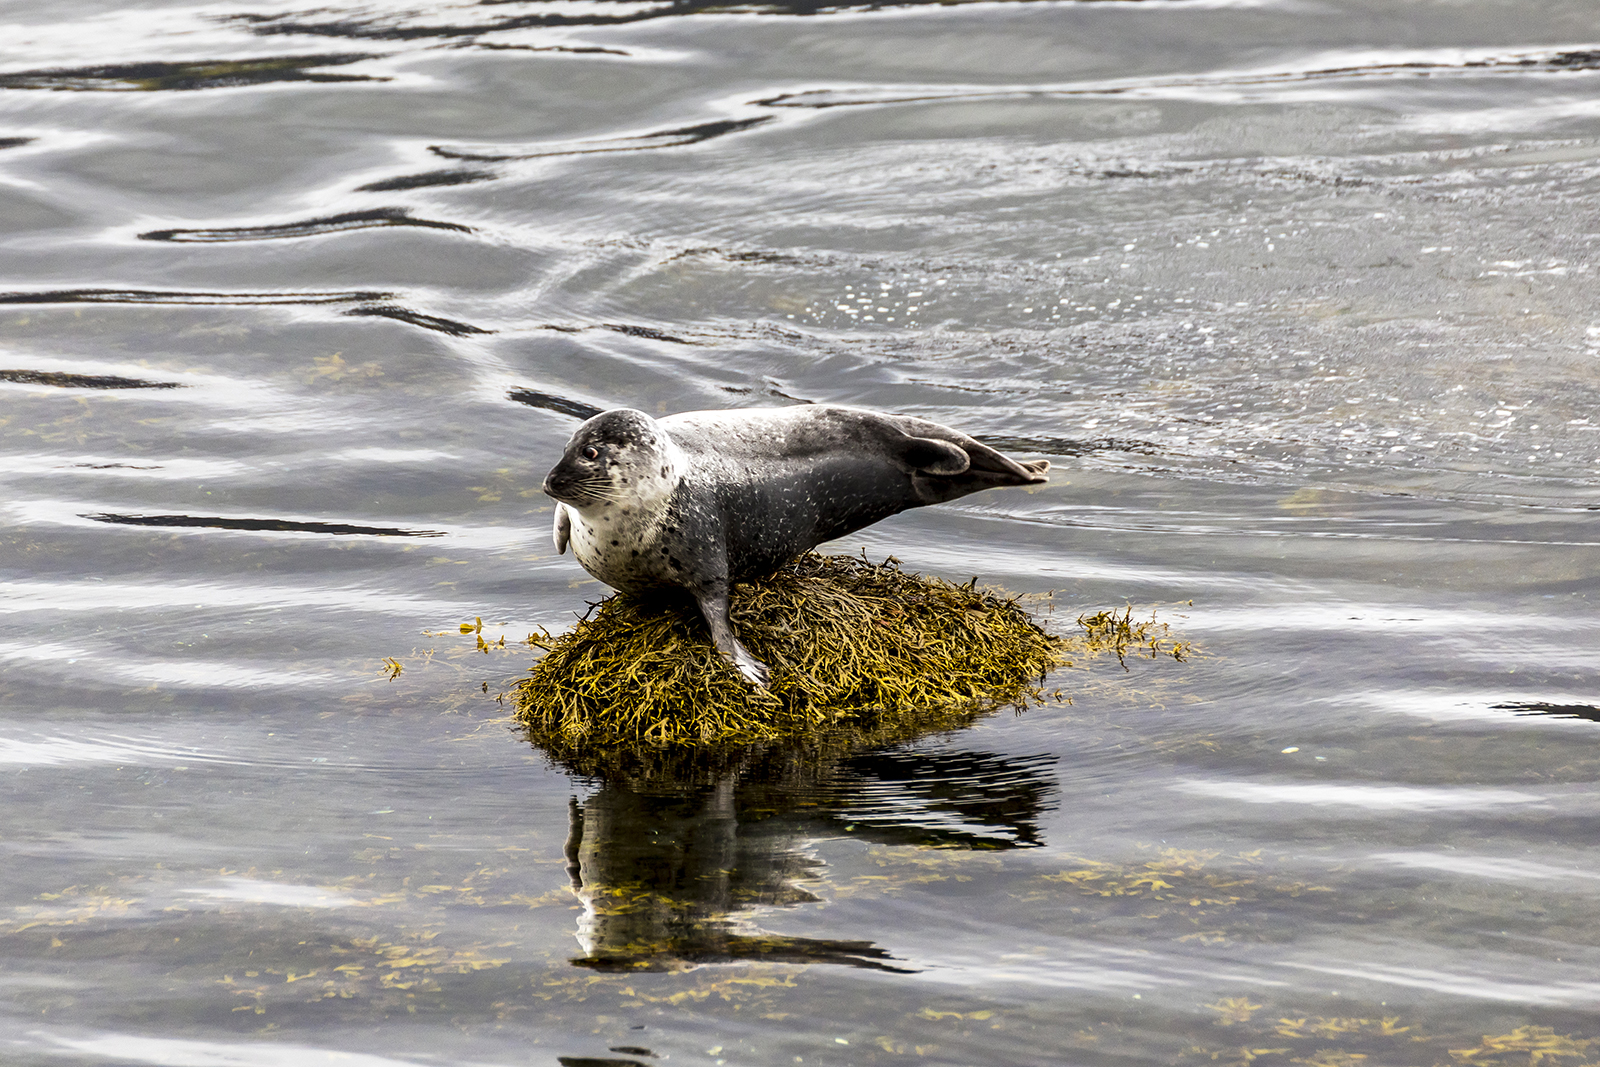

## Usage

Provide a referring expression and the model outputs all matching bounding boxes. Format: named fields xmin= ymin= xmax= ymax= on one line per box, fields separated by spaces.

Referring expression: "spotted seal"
xmin=542 ymin=405 xmax=1049 ymax=686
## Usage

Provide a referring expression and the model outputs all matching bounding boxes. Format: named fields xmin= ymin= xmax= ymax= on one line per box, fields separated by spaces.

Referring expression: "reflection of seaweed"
xmin=0 ymin=54 xmax=382 ymax=91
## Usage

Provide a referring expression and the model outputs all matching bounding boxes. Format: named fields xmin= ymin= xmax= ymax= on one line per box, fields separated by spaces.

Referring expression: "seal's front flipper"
xmin=554 ymin=506 xmax=571 ymax=554
xmin=694 ymin=589 xmax=771 ymax=688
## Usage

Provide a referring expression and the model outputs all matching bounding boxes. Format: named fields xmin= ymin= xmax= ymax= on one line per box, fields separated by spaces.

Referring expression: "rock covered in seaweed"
xmin=514 ymin=554 xmax=1062 ymax=746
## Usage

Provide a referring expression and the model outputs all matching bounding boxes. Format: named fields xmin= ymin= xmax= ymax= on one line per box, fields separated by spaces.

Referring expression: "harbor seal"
xmin=542 ymin=405 xmax=1048 ymax=687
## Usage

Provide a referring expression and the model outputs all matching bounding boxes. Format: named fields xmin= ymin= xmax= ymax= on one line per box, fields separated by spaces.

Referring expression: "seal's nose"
xmin=542 ymin=462 xmax=574 ymax=501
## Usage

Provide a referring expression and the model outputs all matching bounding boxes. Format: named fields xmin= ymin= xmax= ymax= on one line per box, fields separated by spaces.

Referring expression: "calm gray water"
xmin=3 ymin=1 xmax=1600 ymax=1064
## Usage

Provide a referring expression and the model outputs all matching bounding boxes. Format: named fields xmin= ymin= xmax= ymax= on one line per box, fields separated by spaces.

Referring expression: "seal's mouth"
xmin=543 ymin=466 xmax=609 ymax=507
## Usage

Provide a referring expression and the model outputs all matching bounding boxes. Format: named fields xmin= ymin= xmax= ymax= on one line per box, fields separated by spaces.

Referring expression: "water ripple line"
xmin=138 ymin=207 xmax=472 ymax=243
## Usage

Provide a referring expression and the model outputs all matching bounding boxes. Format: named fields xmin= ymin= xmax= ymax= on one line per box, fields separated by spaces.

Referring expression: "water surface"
xmin=3 ymin=1 xmax=1599 ymax=1064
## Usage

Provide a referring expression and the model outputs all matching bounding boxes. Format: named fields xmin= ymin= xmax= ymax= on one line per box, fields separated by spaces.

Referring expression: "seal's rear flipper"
xmin=883 ymin=414 xmax=1047 ymax=486
xmin=906 ymin=439 xmax=1049 ymax=505
xmin=893 ymin=435 xmax=970 ymax=475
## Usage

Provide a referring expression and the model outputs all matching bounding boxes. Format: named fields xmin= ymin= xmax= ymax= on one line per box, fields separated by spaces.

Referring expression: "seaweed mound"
xmin=513 ymin=554 xmax=1062 ymax=746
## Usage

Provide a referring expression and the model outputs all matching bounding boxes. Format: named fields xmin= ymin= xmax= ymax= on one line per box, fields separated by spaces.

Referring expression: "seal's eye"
xmin=582 ymin=446 xmax=600 ymax=460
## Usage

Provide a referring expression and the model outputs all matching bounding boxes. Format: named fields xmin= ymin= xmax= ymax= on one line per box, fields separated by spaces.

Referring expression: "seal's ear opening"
xmin=894 ymin=436 xmax=970 ymax=475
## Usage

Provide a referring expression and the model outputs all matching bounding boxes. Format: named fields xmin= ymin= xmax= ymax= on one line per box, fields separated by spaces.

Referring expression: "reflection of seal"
xmin=557 ymin=743 xmax=1054 ymax=971
xmin=542 ymin=405 xmax=1049 ymax=686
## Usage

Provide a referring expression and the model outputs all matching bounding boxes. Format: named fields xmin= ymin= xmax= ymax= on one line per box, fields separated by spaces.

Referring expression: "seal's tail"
xmin=908 ymin=442 xmax=1049 ymax=505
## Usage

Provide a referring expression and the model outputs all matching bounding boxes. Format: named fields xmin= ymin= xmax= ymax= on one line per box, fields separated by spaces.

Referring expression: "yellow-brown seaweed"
xmin=513 ymin=553 xmax=1063 ymax=747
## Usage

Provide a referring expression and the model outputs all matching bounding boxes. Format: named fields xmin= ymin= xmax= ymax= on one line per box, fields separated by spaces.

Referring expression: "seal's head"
xmin=543 ymin=408 xmax=682 ymax=511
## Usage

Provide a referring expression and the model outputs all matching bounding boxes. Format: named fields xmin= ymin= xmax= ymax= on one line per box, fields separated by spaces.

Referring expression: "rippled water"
xmin=4 ymin=1 xmax=1600 ymax=1064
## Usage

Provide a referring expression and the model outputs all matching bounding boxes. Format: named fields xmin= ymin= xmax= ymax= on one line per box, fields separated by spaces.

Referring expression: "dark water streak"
xmin=0 ymin=54 xmax=385 ymax=91
xmin=1 ymin=370 xmax=182 ymax=389
xmin=507 ymin=388 xmax=607 ymax=419
xmin=139 ymin=208 xmax=473 ymax=243
xmin=82 ymin=513 xmax=448 ymax=537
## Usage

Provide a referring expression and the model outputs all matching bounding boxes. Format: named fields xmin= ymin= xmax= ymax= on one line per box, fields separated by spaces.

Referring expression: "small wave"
xmin=976 ymin=434 xmax=1164 ymax=458
xmin=1492 ymin=701 xmax=1600 ymax=723
xmin=1276 ymin=960 xmax=1600 ymax=1007
xmin=41 ymin=1032 xmax=434 ymax=1067
xmin=0 ymin=53 xmax=385 ymax=92
xmin=0 ymin=734 xmax=251 ymax=767
xmin=431 ymin=116 xmax=772 ymax=162
xmin=227 ymin=0 xmax=1083 ymax=41
xmin=343 ymin=304 xmax=491 ymax=335
xmin=182 ymin=877 xmax=361 ymax=908
xmin=507 ymin=388 xmax=605 ymax=420
xmin=81 ymin=512 xmax=446 ymax=537
xmin=1173 ymin=779 xmax=1548 ymax=811
xmin=601 ymin=323 xmax=696 ymax=344
xmin=835 ymin=749 xmax=1060 ymax=849
xmin=355 ymin=168 xmax=495 ymax=192
xmin=1 ymin=369 xmax=181 ymax=389
xmin=473 ymin=41 xmax=630 ymax=57
xmin=755 ymin=46 xmax=1600 ymax=110
xmin=139 ymin=207 xmax=472 ymax=243
xmin=1373 ymin=851 xmax=1600 ymax=884
xmin=66 ymin=462 xmax=163 ymax=470
xmin=0 ymin=287 xmax=390 ymax=305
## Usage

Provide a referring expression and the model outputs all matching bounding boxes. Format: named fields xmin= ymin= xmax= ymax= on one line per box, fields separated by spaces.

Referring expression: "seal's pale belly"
xmin=562 ymin=501 xmax=674 ymax=593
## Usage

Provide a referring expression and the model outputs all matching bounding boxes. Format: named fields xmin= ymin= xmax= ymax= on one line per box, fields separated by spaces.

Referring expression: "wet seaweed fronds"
xmin=1077 ymin=605 xmax=1191 ymax=668
xmin=513 ymin=554 xmax=1061 ymax=747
